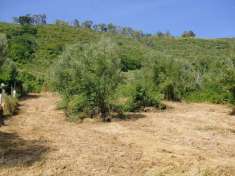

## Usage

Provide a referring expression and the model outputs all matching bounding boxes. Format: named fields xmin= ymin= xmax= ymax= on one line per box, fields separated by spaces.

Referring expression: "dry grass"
xmin=0 ymin=93 xmax=234 ymax=176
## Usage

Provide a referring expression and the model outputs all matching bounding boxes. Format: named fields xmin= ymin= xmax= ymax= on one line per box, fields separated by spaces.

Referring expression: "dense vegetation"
xmin=1 ymin=14 xmax=235 ymax=120
xmin=0 ymin=33 xmax=18 ymax=93
xmin=0 ymin=34 xmax=18 ymax=117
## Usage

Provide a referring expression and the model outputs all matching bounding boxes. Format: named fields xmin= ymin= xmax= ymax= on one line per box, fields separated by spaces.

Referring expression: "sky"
xmin=1 ymin=0 xmax=235 ymax=38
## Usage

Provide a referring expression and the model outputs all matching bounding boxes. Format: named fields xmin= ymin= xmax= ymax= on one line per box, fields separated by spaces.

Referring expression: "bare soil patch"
xmin=0 ymin=93 xmax=234 ymax=176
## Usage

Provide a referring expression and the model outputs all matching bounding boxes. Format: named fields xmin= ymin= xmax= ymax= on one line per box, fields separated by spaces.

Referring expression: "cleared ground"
xmin=0 ymin=93 xmax=235 ymax=176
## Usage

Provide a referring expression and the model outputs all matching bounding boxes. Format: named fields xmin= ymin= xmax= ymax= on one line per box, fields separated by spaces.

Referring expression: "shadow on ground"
xmin=20 ymin=94 xmax=41 ymax=101
xmin=0 ymin=131 xmax=49 ymax=167
xmin=112 ymin=113 xmax=146 ymax=122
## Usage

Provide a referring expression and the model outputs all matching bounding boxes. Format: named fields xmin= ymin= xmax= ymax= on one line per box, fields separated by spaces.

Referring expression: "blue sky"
xmin=1 ymin=0 xmax=235 ymax=38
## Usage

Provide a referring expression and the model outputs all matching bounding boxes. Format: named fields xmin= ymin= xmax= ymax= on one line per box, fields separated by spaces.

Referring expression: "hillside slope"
xmin=1 ymin=22 xmax=235 ymax=104
xmin=1 ymin=22 xmax=235 ymax=78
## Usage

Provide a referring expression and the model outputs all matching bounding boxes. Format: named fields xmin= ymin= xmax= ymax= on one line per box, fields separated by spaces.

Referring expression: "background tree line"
xmin=12 ymin=14 xmax=196 ymax=39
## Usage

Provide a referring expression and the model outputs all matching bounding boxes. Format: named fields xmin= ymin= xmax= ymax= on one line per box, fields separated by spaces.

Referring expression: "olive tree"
xmin=50 ymin=37 xmax=122 ymax=120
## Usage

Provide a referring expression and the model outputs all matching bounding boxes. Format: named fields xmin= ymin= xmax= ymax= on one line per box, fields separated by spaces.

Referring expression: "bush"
xmin=66 ymin=95 xmax=87 ymax=116
xmin=3 ymin=95 xmax=18 ymax=116
xmin=0 ymin=58 xmax=17 ymax=81
xmin=50 ymin=37 xmax=123 ymax=120
xmin=18 ymin=71 xmax=44 ymax=93
xmin=185 ymin=85 xmax=231 ymax=104
xmin=160 ymin=80 xmax=182 ymax=101
xmin=117 ymin=41 xmax=145 ymax=72
xmin=128 ymin=84 xmax=161 ymax=111
xmin=222 ymin=64 xmax=235 ymax=103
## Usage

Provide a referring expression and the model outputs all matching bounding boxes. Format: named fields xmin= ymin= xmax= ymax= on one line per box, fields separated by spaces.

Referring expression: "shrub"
xmin=222 ymin=63 xmax=235 ymax=103
xmin=185 ymin=85 xmax=230 ymax=104
xmin=160 ymin=80 xmax=182 ymax=101
xmin=50 ymin=37 xmax=123 ymax=120
xmin=117 ymin=41 xmax=145 ymax=72
xmin=66 ymin=95 xmax=87 ymax=116
xmin=117 ymin=55 xmax=163 ymax=112
xmin=0 ymin=58 xmax=17 ymax=80
xmin=128 ymin=84 xmax=161 ymax=111
xmin=18 ymin=71 xmax=44 ymax=93
xmin=141 ymin=53 xmax=185 ymax=101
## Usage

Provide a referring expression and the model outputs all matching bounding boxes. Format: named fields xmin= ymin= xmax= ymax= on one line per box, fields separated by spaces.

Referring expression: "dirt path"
xmin=0 ymin=93 xmax=235 ymax=176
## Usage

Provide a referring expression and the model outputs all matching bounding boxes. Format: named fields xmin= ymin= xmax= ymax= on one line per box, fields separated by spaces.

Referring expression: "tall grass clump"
xmin=3 ymin=95 xmax=18 ymax=116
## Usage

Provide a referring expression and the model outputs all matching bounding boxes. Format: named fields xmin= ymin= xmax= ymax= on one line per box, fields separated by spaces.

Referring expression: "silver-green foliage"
xmin=50 ymin=37 xmax=123 ymax=119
